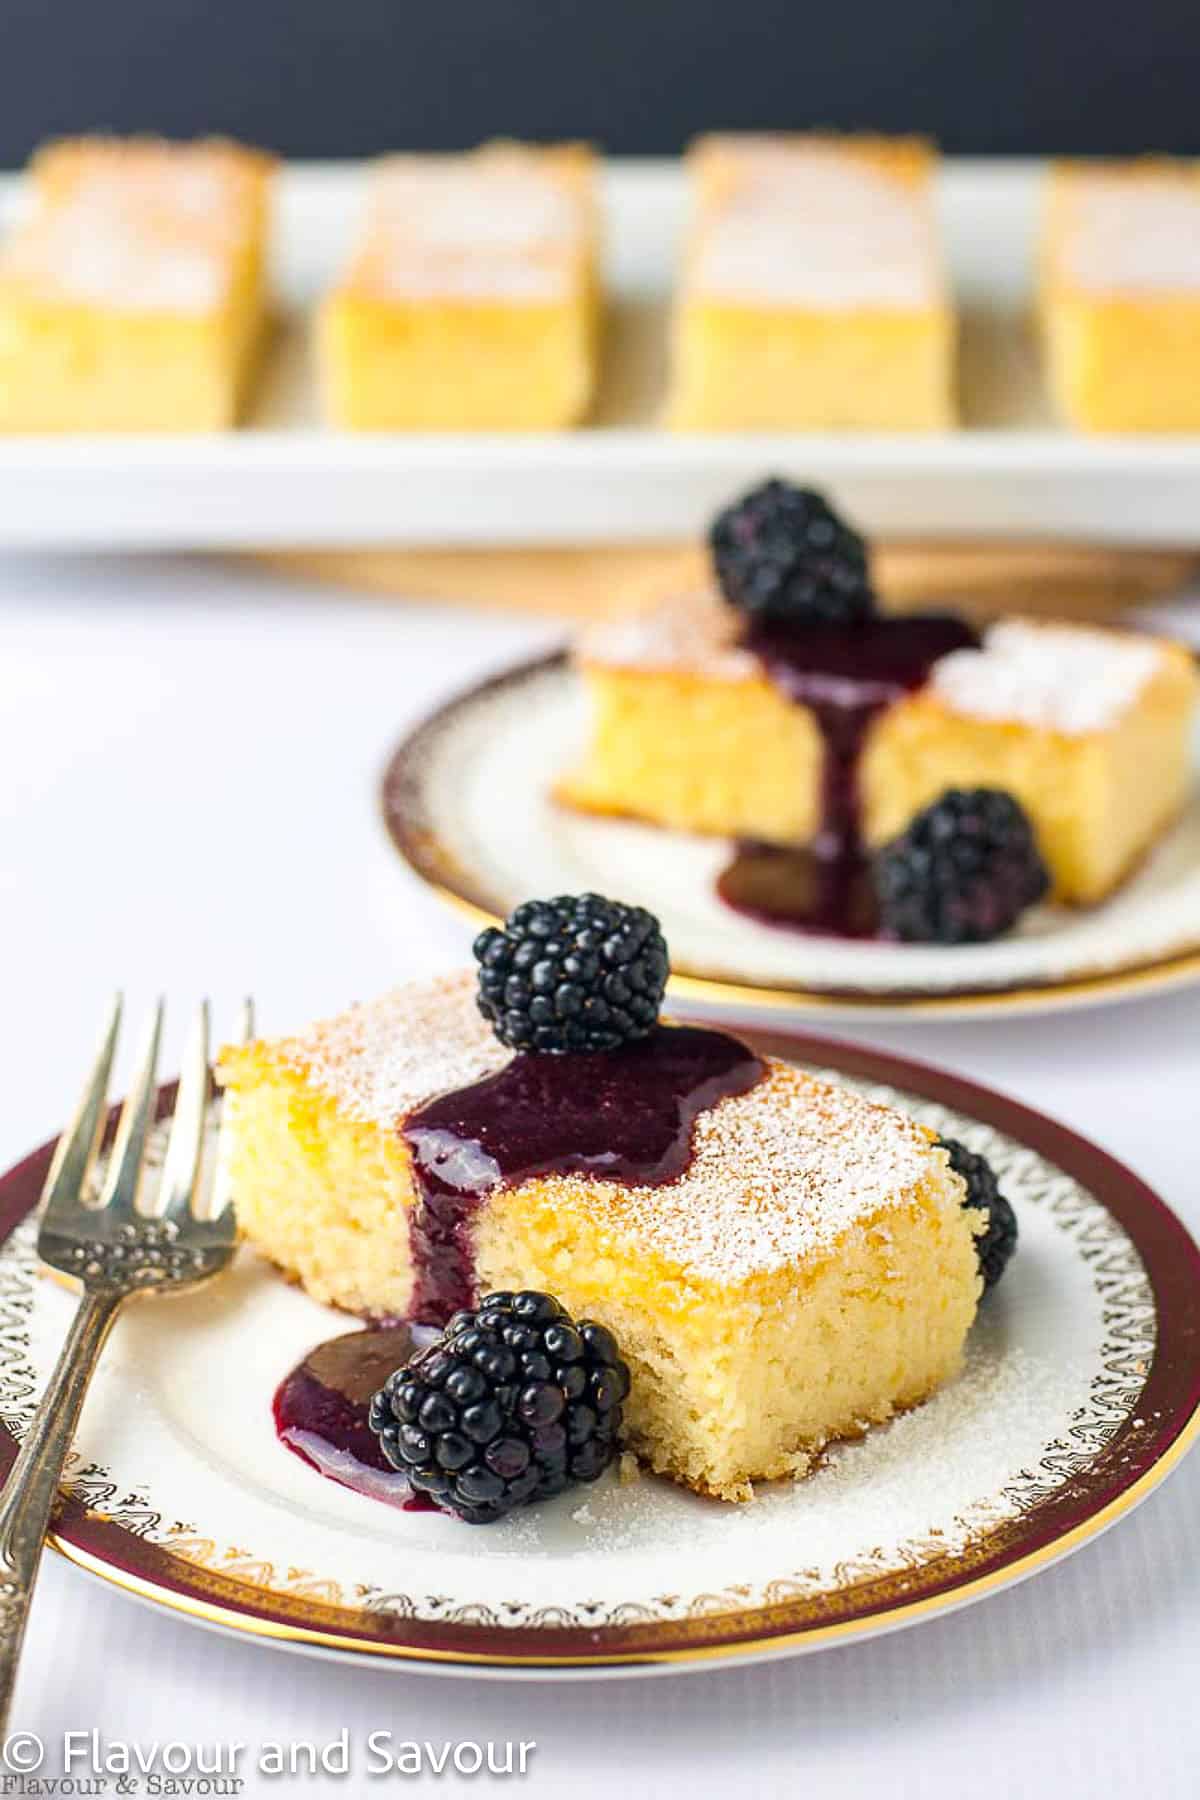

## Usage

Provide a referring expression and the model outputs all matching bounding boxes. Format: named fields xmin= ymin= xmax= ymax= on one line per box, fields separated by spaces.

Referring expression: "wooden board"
xmin=248 ymin=541 xmax=1198 ymax=626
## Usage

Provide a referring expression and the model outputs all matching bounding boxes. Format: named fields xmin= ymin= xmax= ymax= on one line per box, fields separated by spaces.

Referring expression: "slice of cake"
xmin=559 ymin=588 xmax=828 ymax=846
xmin=218 ymin=969 xmax=981 ymax=1500
xmin=561 ymin=593 xmax=1196 ymax=906
xmin=318 ymin=142 xmax=599 ymax=431
xmin=0 ymin=137 xmax=273 ymax=432
xmin=863 ymin=619 xmax=1197 ymax=903
xmin=1041 ymin=159 xmax=1200 ymax=432
xmin=667 ymin=134 xmax=955 ymax=431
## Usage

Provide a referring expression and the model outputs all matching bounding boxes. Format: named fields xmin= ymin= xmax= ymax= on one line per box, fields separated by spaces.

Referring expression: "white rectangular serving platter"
xmin=3 ymin=157 xmax=1200 ymax=550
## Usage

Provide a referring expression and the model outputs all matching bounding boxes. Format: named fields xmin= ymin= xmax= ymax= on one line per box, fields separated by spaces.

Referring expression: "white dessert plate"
xmin=5 ymin=159 xmax=1200 ymax=549
xmin=381 ymin=654 xmax=1200 ymax=1021
xmin=3 ymin=1027 xmax=1197 ymax=1678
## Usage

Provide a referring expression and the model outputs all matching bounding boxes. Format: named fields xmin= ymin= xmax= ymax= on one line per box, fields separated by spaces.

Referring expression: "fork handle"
xmin=0 ymin=1288 xmax=124 ymax=1730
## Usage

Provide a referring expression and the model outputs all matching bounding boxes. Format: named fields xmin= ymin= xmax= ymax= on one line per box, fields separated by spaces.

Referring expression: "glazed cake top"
xmin=252 ymin=970 xmax=945 ymax=1282
xmin=579 ymin=593 xmax=1170 ymax=734
xmin=0 ymin=139 xmax=266 ymax=312
xmin=345 ymin=146 xmax=591 ymax=303
xmin=1055 ymin=164 xmax=1200 ymax=294
xmin=690 ymin=136 xmax=941 ymax=310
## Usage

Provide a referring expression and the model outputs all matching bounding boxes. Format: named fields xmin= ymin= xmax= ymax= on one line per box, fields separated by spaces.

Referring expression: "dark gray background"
xmin=4 ymin=0 xmax=1198 ymax=165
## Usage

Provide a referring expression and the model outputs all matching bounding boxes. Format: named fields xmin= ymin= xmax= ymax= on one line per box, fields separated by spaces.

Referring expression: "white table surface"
xmin=0 ymin=552 xmax=1197 ymax=1799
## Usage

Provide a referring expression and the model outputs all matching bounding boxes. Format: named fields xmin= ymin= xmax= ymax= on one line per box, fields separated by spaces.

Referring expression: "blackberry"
xmin=938 ymin=1135 xmax=1018 ymax=1291
xmin=473 ymin=893 xmax=669 ymax=1054
xmin=368 ymin=1291 xmax=631 ymax=1523
xmin=873 ymin=788 xmax=1049 ymax=945
xmin=709 ymin=478 xmax=876 ymax=628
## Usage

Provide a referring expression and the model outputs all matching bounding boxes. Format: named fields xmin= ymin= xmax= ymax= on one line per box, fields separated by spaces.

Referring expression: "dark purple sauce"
xmin=274 ymin=1325 xmax=428 ymax=1508
xmin=402 ymin=1025 xmax=764 ymax=1323
xmin=719 ymin=614 xmax=978 ymax=938
xmin=716 ymin=842 xmax=881 ymax=939
xmin=274 ymin=1025 xmax=765 ymax=1506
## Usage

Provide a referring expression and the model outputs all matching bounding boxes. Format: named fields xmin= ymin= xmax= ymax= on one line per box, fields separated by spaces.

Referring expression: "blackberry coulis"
xmin=873 ymin=787 xmax=1050 ymax=945
xmin=474 ymin=893 xmax=669 ymax=1054
xmin=369 ymin=1291 xmax=631 ymax=1523
xmin=937 ymin=1136 xmax=1019 ymax=1291
xmin=710 ymin=478 xmax=876 ymax=629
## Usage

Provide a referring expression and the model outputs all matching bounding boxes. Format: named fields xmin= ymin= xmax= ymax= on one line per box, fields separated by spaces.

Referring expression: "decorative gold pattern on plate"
xmin=381 ymin=653 xmax=1200 ymax=1020
xmin=0 ymin=1081 xmax=1159 ymax=1638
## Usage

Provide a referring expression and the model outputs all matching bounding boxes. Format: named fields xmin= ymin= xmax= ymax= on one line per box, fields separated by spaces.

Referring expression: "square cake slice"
xmin=217 ymin=973 xmax=981 ymax=1500
xmin=318 ymin=143 xmax=598 ymax=430
xmin=560 ymin=594 xmax=1197 ymax=904
xmin=863 ymin=619 xmax=1198 ymax=903
xmin=1041 ymin=159 xmax=1200 ymax=432
xmin=667 ymin=134 xmax=955 ymax=430
xmin=0 ymin=137 xmax=273 ymax=432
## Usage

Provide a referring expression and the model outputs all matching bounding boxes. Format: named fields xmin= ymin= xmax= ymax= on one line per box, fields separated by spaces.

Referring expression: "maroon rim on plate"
xmin=379 ymin=651 xmax=1200 ymax=1017
xmin=1 ymin=1025 xmax=1198 ymax=1672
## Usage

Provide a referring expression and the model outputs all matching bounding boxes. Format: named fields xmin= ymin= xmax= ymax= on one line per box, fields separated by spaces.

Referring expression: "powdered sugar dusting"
xmin=12 ymin=202 xmax=223 ymax=309
xmin=556 ymin=1336 xmax=1089 ymax=1560
xmin=354 ymin=152 xmax=586 ymax=301
xmin=931 ymin=619 xmax=1163 ymax=734
xmin=578 ymin=588 xmax=757 ymax=681
xmin=1064 ymin=171 xmax=1200 ymax=293
xmin=1 ymin=142 xmax=261 ymax=311
xmin=272 ymin=971 xmax=943 ymax=1281
xmin=695 ymin=141 xmax=938 ymax=308
xmin=277 ymin=972 xmax=507 ymax=1130
xmin=553 ymin=1058 xmax=942 ymax=1281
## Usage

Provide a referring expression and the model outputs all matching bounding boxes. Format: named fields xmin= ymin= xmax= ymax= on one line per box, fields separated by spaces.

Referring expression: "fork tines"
xmin=40 ymin=997 xmax=251 ymax=1232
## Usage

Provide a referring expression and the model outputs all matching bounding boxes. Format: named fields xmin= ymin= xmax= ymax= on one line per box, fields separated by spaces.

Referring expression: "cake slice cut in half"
xmin=0 ymin=136 xmax=274 ymax=432
xmin=318 ymin=142 xmax=599 ymax=430
xmin=1041 ymin=158 xmax=1200 ymax=432
xmin=218 ymin=972 xmax=981 ymax=1501
xmin=559 ymin=593 xmax=1197 ymax=905
xmin=667 ymin=134 xmax=955 ymax=430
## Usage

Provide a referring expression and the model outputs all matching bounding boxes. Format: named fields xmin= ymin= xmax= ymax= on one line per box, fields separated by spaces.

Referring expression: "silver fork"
xmin=0 ymin=995 xmax=245 ymax=1730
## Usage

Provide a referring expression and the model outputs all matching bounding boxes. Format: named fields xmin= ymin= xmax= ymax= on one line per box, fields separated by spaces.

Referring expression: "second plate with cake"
xmin=383 ymin=483 xmax=1200 ymax=1019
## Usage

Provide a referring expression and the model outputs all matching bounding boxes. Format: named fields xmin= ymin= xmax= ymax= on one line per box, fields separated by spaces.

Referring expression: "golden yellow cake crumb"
xmin=217 ymin=972 xmax=982 ymax=1501
xmin=1042 ymin=158 xmax=1200 ymax=432
xmin=862 ymin=621 xmax=1198 ymax=902
xmin=561 ymin=595 xmax=1197 ymax=906
xmin=617 ymin=1451 xmax=642 ymax=1486
xmin=318 ymin=142 xmax=599 ymax=430
xmin=0 ymin=136 xmax=274 ymax=432
xmin=668 ymin=134 xmax=955 ymax=431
